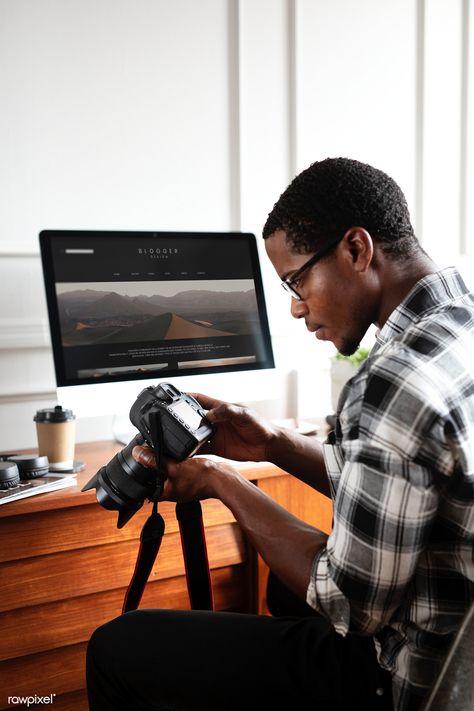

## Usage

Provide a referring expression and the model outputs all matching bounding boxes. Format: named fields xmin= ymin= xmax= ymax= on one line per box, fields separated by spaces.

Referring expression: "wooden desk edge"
xmin=0 ymin=440 xmax=290 ymax=518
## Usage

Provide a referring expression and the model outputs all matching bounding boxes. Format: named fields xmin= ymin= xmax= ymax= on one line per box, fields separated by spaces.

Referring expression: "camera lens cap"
xmin=0 ymin=461 xmax=21 ymax=490
xmin=7 ymin=455 xmax=49 ymax=480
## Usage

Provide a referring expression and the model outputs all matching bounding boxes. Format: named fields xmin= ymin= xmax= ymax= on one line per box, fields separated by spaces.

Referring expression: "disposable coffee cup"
xmin=34 ymin=406 xmax=76 ymax=471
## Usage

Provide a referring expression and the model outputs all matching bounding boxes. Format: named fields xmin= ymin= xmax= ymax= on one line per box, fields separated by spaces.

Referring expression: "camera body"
xmin=82 ymin=382 xmax=215 ymax=527
xmin=130 ymin=382 xmax=213 ymax=460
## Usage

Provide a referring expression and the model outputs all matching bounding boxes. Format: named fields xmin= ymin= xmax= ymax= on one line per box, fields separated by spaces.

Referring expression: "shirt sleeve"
xmin=306 ymin=448 xmax=440 ymax=635
xmin=306 ymin=347 xmax=450 ymax=636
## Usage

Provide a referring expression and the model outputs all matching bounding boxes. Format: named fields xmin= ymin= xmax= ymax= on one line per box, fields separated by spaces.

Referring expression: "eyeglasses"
xmin=280 ymin=235 xmax=344 ymax=300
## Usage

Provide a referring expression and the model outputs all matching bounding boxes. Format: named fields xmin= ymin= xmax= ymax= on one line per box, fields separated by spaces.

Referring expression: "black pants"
xmin=86 ymin=574 xmax=393 ymax=710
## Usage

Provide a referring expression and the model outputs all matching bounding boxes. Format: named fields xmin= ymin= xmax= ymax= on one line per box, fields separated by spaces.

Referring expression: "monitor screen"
xmin=39 ymin=231 xmax=275 ymax=391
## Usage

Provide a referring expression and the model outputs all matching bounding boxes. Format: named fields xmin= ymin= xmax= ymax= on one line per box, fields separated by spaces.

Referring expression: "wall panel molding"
xmin=421 ymin=0 xmax=463 ymax=260
xmin=228 ymin=0 xmax=242 ymax=231
xmin=0 ymin=319 xmax=50 ymax=350
xmin=463 ymin=0 xmax=474 ymax=256
xmin=2 ymin=0 xmax=472 ymax=450
xmin=460 ymin=0 xmax=470 ymax=253
xmin=0 ymin=245 xmax=40 ymax=257
xmin=415 ymin=0 xmax=425 ymax=241
xmin=288 ymin=0 xmax=297 ymax=179
xmin=0 ymin=390 xmax=56 ymax=405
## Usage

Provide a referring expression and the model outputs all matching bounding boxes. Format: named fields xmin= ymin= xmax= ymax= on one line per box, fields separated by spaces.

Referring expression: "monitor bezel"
xmin=39 ymin=229 xmax=275 ymax=389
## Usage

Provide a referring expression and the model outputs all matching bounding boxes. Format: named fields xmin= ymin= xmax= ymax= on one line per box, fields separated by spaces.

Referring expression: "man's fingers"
xmin=188 ymin=392 xmax=227 ymax=413
xmin=132 ymin=445 xmax=156 ymax=468
xmin=187 ymin=393 xmax=246 ymax=425
xmin=206 ymin=402 xmax=245 ymax=423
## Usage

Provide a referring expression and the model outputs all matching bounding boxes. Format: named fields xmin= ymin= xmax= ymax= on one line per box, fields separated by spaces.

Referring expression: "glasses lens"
xmin=281 ymin=281 xmax=301 ymax=300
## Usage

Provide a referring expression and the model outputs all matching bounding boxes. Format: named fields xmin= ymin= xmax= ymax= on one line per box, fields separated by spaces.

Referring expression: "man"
xmin=87 ymin=158 xmax=474 ymax=710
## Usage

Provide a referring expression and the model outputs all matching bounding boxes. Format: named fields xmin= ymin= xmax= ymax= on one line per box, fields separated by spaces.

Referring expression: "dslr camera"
xmin=82 ymin=382 xmax=214 ymax=528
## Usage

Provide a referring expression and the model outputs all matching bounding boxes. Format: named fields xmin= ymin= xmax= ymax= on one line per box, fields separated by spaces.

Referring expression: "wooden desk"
xmin=0 ymin=441 xmax=332 ymax=711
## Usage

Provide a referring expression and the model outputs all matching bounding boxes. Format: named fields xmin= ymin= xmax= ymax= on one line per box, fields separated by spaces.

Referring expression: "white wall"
xmin=1 ymin=0 xmax=473 ymax=449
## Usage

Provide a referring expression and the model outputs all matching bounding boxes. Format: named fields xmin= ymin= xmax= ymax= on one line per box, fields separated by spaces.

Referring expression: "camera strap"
xmin=122 ymin=409 xmax=213 ymax=614
xmin=122 ymin=501 xmax=165 ymax=614
xmin=176 ymin=501 xmax=214 ymax=610
xmin=122 ymin=500 xmax=214 ymax=614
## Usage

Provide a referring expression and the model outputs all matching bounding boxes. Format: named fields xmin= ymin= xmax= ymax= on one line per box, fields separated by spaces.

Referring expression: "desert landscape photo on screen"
xmin=56 ymin=280 xmax=262 ymax=346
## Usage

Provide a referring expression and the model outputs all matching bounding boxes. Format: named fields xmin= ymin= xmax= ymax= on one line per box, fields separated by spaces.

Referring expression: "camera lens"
xmin=0 ymin=462 xmax=21 ymax=490
xmin=7 ymin=455 xmax=49 ymax=480
xmin=82 ymin=382 xmax=212 ymax=528
xmin=82 ymin=434 xmax=163 ymax=528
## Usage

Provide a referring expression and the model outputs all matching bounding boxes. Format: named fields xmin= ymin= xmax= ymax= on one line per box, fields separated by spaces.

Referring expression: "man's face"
xmin=265 ymin=229 xmax=376 ymax=356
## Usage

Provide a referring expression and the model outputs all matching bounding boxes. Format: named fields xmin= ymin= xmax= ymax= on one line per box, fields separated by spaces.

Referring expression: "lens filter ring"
xmin=0 ymin=461 xmax=21 ymax=490
xmin=7 ymin=455 xmax=49 ymax=480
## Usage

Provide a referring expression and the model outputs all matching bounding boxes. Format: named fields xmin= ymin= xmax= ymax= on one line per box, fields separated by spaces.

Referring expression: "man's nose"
xmin=290 ymin=297 xmax=308 ymax=319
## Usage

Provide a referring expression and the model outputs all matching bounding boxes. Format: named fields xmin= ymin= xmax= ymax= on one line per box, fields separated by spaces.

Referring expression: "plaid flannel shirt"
xmin=306 ymin=267 xmax=474 ymax=709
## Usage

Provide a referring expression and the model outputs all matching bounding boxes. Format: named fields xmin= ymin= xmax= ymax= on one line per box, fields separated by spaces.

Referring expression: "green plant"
xmin=334 ymin=346 xmax=370 ymax=367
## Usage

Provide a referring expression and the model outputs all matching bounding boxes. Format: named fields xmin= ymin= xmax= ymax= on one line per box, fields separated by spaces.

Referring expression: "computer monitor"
xmin=39 ymin=230 xmax=275 ymax=430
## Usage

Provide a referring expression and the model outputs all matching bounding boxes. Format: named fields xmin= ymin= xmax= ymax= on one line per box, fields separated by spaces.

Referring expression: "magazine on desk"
xmin=0 ymin=472 xmax=77 ymax=505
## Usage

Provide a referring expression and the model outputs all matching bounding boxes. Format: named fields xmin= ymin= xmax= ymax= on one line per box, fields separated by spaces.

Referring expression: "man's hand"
xmin=131 ymin=445 xmax=239 ymax=503
xmin=194 ymin=394 xmax=330 ymax=497
xmin=132 ymin=391 xmax=330 ymax=496
xmin=131 ymin=392 xmax=277 ymax=501
xmin=191 ymin=393 xmax=277 ymax=462
xmin=131 ymin=441 xmax=327 ymax=603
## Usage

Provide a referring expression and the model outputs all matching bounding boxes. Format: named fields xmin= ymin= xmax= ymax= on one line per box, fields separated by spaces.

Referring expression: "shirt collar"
xmin=374 ymin=266 xmax=471 ymax=349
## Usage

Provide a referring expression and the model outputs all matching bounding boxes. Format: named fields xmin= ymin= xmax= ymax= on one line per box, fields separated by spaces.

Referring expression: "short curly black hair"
xmin=263 ymin=157 xmax=418 ymax=259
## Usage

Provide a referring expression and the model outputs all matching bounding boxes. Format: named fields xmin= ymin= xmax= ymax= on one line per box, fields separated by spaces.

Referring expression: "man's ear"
xmin=341 ymin=227 xmax=373 ymax=272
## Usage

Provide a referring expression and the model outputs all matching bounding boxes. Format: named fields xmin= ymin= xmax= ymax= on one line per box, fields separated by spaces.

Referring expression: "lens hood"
xmin=81 ymin=434 xmax=161 ymax=528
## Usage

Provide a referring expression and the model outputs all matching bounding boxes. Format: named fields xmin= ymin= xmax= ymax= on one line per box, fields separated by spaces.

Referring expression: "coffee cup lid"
xmin=34 ymin=405 xmax=75 ymax=423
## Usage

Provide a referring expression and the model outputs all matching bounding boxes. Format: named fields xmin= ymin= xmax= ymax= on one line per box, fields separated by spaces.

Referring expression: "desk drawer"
xmin=0 ymin=564 xmax=251 ymax=708
xmin=0 ymin=522 xmax=246 ymax=612
xmin=0 ymin=565 xmax=248 ymax=662
xmin=0 ymin=499 xmax=235 ymax=563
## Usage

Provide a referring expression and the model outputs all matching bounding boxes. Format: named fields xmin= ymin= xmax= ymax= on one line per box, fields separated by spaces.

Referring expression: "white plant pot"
xmin=330 ymin=359 xmax=358 ymax=412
